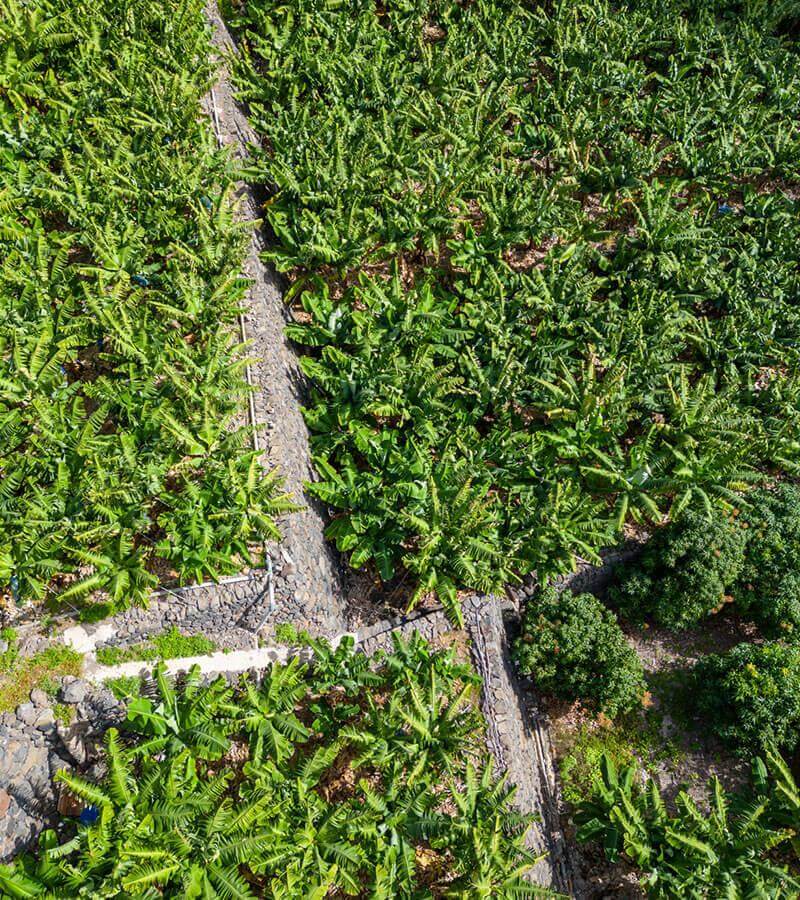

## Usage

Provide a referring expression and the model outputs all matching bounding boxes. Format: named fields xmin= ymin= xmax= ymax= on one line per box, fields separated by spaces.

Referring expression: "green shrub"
xmin=692 ymin=642 xmax=800 ymax=754
xmin=0 ymin=630 xmax=19 ymax=673
xmin=609 ymin=508 xmax=748 ymax=629
xmin=53 ymin=703 xmax=75 ymax=726
xmin=735 ymin=485 xmax=800 ymax=637
xmin=513 ymin=586 xmax=645 ymax=718
xmin=273 ymin=622 xmax=300 ymax=644
xmin=0 ymin=636 xmax=541 ymax=898
xmin=611 ymin=487 xmax=800 ymax=634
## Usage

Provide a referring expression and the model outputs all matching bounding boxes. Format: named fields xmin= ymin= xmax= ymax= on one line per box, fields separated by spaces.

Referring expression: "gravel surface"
xmin=199 ymin=1 xmax=345 ymax=636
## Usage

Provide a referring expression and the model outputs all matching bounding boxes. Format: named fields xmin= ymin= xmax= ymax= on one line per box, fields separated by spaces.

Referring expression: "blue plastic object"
xmin=79 ymin=806 xmax=100 ymax=825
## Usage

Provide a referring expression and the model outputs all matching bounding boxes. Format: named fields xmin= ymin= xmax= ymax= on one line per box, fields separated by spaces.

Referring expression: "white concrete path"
xmin=83 ymin=633 xmax=357 ymax=683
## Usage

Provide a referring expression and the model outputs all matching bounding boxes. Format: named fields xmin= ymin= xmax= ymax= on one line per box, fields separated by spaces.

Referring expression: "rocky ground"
xmin=0 ymin=677 xmax=123 ymax=860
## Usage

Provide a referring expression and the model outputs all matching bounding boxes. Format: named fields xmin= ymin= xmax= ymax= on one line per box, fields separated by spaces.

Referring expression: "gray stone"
xmin=57 ymin=720 xmax=91 ymax=766
xmin=17 ymin=635 xmax=48 ymax=657
xmin=16 ymin=703 xmax=37 ymax=727
xmin=33 ymin=709 xmax=55 ymax=730
xmin=10 ymin=739 xmax=28 ymax=768
xmin=59 ymin=678 xmax=87 ymax=705
xmin=30 ymin=688 xmax=49 ymax=708
xmin=48 ymin=752 xmax=69 ymax=779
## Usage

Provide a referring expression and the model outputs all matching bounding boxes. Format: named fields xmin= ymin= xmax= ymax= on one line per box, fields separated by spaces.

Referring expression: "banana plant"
xmin=576 ymin=751 xmax=800 ymax=898
xmin=229 ymin=0 xmax=800 ymax=620
xmin=0 ymin=636 xmax=547 ymax=897
xmin=0 ymin=0 xmax=292 ymax=614
xmin=126 ymin=662 xmax=234 ymax=761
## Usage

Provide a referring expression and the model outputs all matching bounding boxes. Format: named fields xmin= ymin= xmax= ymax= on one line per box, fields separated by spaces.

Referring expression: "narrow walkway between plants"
xmin=199 ymin=0 xmax=346 ymax=637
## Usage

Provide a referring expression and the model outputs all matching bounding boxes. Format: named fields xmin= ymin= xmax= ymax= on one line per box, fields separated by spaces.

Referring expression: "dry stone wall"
xmin=516 ymin=538 xmax=647 ymax=605
xmin=462 ymin=595 xmax=579 ymax=895
xmin=0 ymin=679 xmax=123 ymax=862
xmin=199 ymin=0 xmax=346 ymax=636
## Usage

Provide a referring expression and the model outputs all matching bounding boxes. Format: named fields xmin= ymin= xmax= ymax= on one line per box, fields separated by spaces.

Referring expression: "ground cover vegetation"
xmin=554 ymin=715 xmax=681 ymax=811
xmin=0 ymin=0 xmax=294 ymax=612
xmin=0 ymin=627 xmax=81 ymax=713
xmin=575 ymin=748 xmax=800 ymax=897
xmin=94 ymin=626 xmax=217 ymax=665
xmin=228 ymin=0 xmax=800 ymax=619
xmin=0 ymin=635 xmax=548 ymax=898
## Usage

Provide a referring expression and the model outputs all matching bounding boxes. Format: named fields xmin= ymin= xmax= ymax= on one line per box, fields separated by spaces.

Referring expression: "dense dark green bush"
xmin=610 ymin=486 xmax=800 ymax=633
xmin=692 ymin=641 xmax=800 ymax=754
xmin=513 ymin=586 xmax=645 ymax=718
xmin=735 ymin=485 xmax=800 ymax=637
xmin=609 ymin=508 xmax=748 ymax=629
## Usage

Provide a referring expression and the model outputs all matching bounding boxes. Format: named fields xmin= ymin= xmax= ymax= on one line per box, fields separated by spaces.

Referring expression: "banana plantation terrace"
xmin=1 ymin=1 xmax=800 ymax=897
